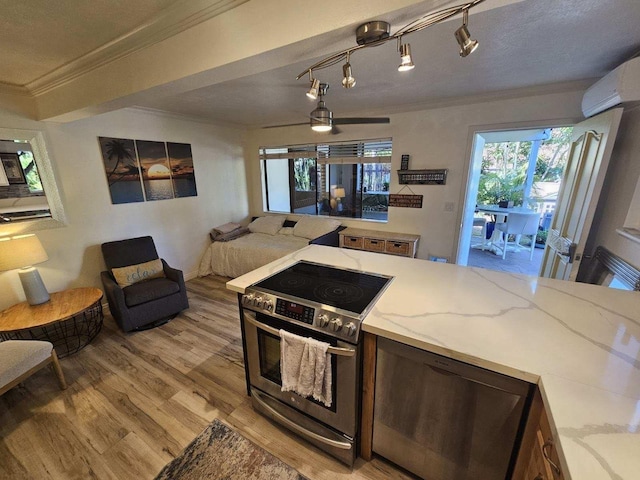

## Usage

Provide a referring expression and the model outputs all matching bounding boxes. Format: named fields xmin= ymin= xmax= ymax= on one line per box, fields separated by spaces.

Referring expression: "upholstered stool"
xmin=0 ymin=340 xmax=67 ymax=395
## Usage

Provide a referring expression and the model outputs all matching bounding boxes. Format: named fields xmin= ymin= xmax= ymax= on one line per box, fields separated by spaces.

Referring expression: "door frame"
xmin=455 ymin=117 xmax=580 ymax=266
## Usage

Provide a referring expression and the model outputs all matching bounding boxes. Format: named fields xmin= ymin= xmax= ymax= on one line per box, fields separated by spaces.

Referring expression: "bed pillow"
xmin=112 ymin=259 xmax=165 ymax=287
xmin=248 ymin=216 xmax=285 ymax=235
xmin=293 ymin=217 xmax=341 ymax=240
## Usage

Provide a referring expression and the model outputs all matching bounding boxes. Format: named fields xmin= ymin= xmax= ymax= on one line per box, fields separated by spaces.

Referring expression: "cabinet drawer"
xmin=343 ymin=236 xmax=363 ymax=249
xmin=386 ymin=241 xmax=411 ymax=256
xmin=364 ymin=238 xmax=386 ymax=252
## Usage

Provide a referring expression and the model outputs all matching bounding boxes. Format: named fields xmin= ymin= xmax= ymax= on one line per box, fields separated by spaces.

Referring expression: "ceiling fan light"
xmin=342 ymin=63 xmax=356 ymax=88
xmin=398 ymin=43 xmax=415 ymax=72
xmin=310 ymin=101 xmax=333 ymax=132
xmin=306 ymin=77 xmax=320 ymax=99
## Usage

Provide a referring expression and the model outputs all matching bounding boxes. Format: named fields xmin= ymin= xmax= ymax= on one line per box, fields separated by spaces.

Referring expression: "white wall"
xmin=583 ymin=105 xmax=640 ymax=268
xmin=0 ymin=108 xmax=247 ymax=310
xmin=245 ymin=90 xmax=584 ymax=261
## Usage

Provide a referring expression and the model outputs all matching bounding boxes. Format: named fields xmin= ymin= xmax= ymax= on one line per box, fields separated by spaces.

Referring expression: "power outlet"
xmin=444 ymin=202 xmax=455 ymax=212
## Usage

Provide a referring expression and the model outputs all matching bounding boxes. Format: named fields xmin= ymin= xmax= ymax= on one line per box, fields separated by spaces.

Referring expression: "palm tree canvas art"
xmin=98 ymin=137 xmax=197 ymax=204
xmin=98 ymin=137 xmax=144 ymax=204
xmin=167 ymin=142 xmax=197 ymax=198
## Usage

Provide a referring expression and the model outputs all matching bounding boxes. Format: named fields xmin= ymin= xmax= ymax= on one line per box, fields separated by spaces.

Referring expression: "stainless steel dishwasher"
xmin=373 ymin=338 xmax=532 ymax=480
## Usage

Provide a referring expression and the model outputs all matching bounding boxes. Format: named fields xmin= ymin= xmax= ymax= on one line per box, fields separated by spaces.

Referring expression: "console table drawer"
xmin=364 ymin=238 xmax=386 ymax=253
xmin=343 ymin=236 xmax=363 ymax=249
xmin=339 ymin=228 xmax=419 ymax=258
xmin=386 ymin=241 xmax=410 ymax=256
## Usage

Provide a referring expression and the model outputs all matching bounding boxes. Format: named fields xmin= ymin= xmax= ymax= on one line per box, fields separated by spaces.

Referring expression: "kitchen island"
xmin=227 ymin=244 xmax=640 ymax=480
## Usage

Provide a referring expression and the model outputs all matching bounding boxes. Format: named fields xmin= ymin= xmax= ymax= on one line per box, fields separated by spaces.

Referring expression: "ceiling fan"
xmin=263 ymin=83 xmax=390 ymax=134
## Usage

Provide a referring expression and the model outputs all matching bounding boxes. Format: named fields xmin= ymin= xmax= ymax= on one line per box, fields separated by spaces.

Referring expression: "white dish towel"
xmin=279 ymin=329 xmax=333 ymax=407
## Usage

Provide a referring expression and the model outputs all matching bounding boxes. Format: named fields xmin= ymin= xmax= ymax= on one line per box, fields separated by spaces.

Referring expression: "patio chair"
xmin=495 ymin=212 xmax=540 ymax=260
xmin=471 ymin=216 xmax=487 ymax=248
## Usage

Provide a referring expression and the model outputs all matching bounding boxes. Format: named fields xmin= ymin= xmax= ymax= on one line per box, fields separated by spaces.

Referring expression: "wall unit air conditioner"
xmin=582 ymin=57 xmax=640 ymax=118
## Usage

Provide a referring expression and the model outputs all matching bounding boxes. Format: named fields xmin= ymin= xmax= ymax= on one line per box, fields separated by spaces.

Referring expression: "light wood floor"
xmin=0 ymin=275 xmax=412 ymax=480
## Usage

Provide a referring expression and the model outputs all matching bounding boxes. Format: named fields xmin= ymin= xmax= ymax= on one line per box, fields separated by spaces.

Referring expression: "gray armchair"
xmin=100 ymin=236 xmax=189 ymax=332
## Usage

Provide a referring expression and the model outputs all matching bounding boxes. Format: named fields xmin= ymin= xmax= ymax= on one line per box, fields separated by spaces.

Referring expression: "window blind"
xmin=259 ymin=138 xmax=392 ymax=164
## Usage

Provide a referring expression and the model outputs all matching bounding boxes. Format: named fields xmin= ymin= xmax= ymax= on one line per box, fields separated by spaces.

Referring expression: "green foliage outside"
xmin=293 ymin=158 xmax=315 ymax=191
xmin=18 ymin=151 xmax=43 ymax=193
xmin=477 ymin=127 xmax=572 ymax=206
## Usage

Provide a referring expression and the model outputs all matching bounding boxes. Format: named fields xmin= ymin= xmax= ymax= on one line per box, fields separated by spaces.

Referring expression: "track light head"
xmin=342 ymin=52 xmax=356 ymax=88
xmin=455 ymin=9 xmax=478 ymax=57
xmin=342 ymin=63 xmax=356 ymax=88
xmin=398 ymin=43 xmax=415 ymax=72
xmin=306 ymin=77 xmax=320 ymax=99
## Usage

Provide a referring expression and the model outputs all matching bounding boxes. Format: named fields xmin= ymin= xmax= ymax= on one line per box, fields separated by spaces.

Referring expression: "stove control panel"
xmin=242 ymin=290 xmax=362 ymax=341
xmin=275 ymin=299 xmax=315 ymax=324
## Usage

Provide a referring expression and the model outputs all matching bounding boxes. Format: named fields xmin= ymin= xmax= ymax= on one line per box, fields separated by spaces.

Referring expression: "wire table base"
xmin=0 ymin=300 xmax=103 ymax=358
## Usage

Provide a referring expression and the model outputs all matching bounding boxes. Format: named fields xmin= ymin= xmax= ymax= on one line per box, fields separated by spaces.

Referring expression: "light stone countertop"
xmin=227 ymin=245 xmax=640 ymax=480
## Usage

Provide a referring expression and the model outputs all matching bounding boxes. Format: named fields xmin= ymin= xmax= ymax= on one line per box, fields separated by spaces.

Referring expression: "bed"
xmin=198 ymin=216 xmax=343 ymax=278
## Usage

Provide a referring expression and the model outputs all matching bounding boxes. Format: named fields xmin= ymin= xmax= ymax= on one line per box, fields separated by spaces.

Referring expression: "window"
xmin=260 ymin=139 xmax=392 ymax=221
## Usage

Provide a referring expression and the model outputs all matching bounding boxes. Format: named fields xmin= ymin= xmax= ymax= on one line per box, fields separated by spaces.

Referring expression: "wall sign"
xmin=389 ymin=194 xmax=423 ymax=208
xmin=397 ymin=169 xmax=448 ymax=185
xmin=400 ymin=154 xmax=410 ymax=170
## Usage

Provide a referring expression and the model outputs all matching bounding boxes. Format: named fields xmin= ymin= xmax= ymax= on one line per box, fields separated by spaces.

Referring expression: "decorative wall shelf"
xmin=397 ymin=169 xmax=447 ymax=185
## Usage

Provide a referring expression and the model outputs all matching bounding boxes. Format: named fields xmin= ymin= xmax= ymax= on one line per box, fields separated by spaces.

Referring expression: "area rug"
xmin=154 ymin=419 xmax=308 ymax=480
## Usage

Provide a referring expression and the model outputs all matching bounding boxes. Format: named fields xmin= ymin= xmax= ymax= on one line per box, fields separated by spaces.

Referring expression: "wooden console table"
xmin=339 ymin=227 xmax=420 ymax=258
xmin=0 ymin=287 xmax=104 ymax=358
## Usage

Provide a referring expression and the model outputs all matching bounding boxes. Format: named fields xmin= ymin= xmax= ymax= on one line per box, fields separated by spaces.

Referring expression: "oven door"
xmin=242 ymin=308 xmax=360 ymax=438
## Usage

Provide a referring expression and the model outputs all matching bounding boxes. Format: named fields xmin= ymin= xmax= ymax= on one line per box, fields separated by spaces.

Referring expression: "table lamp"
xmin=333 ymin=187 xmax=346 ymax=212
xmin=0 ymin=234 xmax=50 ymax=305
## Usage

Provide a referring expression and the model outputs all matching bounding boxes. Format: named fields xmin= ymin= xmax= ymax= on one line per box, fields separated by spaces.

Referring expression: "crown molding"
xmin=0 ymin=82 xmax=31 ymax=96
xmin=28 ymin=0 xmax=249 ymax=96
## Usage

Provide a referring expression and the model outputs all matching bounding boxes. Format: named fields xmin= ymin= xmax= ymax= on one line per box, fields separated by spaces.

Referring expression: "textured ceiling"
xmin=134 ymin=0 xmax=640 ymax=127
xmin=0 ymin=0 xmax=178 ymax=85
xmin=2 ymin=0 xmax=640 ymax=127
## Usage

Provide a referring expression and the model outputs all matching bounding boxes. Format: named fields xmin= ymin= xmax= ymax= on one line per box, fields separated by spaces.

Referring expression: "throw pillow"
xmin=293 ymin=217 xmax=341 ymax=240
xmin=248 ymin=216 xmax=285 ymax=235
xmin=278 ymin=227 xmax=295 ymax=235
xmin=112 ymin=259 xmax=165 ymax=287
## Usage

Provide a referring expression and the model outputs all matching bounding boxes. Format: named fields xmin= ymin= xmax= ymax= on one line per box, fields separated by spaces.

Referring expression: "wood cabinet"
xmin=339 ymin=227 xmax=419 ymax=258
xmin=513 ymin=388 xmax=565 ymax=480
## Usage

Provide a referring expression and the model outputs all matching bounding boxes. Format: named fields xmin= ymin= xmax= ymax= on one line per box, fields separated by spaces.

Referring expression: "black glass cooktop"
xmin=253 ymin=261 xmax=392 ymax=315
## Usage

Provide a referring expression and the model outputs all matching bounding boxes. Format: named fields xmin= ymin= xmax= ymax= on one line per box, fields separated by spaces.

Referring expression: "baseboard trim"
xmin=184 ymin=270 xmax=199 ymax=281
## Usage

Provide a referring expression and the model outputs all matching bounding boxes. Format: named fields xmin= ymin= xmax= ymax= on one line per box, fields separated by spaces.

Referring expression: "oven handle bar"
xmin=244 ymin=313 xmax=356 ymax=357
xmin=252 ymin=389 xmax=353 ymax=450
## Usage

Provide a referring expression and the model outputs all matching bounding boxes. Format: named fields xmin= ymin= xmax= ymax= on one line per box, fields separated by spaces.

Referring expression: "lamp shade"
xmin=0 ymin=234 xmax=49 ymax=271
xmin=333 ymin=188 xmax=346 ymax=199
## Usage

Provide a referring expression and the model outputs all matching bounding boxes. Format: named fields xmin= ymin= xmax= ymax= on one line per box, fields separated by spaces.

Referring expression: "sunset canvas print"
xmin=98 ymin=137 xmax=197 ymax=204
xmin=167 ymin=142 xmax=197 ymax=198
xmin=136 ymin=140 xmax=174 ymax=201
xmin=98 ymin=137 xmax=144 ymax=204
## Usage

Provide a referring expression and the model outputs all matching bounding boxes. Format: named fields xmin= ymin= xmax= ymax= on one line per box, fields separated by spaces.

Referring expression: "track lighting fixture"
xmin=306 ymin=76 xmax=320 ymax=99
xmin=296 ymin=0 xmax=485 ymax=102
xmin=454 ymin=9 xmax=478 ymax=57
xmin=342 ymin=53 xmax=356 ymax=88
xmin=398 ymin=42 xmax=415 ymax=72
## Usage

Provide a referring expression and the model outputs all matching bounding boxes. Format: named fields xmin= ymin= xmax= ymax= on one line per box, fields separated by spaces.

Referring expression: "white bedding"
xmin=198 ymin=232 xmax=310 ymax=278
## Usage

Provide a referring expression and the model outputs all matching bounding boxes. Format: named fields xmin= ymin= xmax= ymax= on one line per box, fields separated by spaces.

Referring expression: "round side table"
xmin=0 ymin=287 xmax=104 ymax=358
